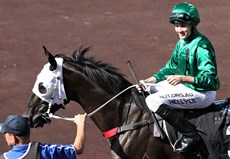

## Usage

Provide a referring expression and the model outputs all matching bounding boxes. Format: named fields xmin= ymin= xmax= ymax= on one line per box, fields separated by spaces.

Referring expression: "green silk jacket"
xmin=153 ymin=30 xmax=220 ymax=92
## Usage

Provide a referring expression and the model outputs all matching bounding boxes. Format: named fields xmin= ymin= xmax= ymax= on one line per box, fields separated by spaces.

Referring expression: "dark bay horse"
xmin=23 ymin=46 xmax=181 ymax=159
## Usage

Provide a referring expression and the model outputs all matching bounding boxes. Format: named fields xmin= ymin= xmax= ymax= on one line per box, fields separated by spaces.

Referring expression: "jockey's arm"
xmin=165 ymin=75 xmax=194 ymax=86
xmin=144 ymin=76 xmax=157 ymax=83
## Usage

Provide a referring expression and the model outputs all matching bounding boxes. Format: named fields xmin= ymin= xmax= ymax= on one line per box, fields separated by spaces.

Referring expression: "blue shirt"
xmin=2 ymin=142 xmax=77 ymax=159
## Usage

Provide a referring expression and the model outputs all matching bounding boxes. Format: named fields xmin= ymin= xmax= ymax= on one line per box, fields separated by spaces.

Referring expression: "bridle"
xmin=46 ymin=72 xmax=65 ymax=114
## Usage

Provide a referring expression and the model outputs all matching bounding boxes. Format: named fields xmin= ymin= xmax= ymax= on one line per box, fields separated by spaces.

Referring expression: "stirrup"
xmin=173 ymin=135 xmax=201 ymax=152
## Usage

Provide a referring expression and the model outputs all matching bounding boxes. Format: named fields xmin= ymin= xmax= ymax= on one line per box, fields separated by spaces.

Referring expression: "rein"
xmin=48 ymin=84 xmax=136 ymax=121
xmin=48 ymin=84 xmax=154 ymax=139
xmin=87 ymin=85 xmax=136 ymax=117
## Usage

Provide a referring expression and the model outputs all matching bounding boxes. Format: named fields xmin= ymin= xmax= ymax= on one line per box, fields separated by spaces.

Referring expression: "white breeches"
xmin=145 ymin=80 xmax=216 ymax=112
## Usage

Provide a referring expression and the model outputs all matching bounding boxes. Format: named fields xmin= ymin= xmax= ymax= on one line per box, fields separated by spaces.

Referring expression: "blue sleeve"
xmin=39 ymin=144 xmax=77 ymax=159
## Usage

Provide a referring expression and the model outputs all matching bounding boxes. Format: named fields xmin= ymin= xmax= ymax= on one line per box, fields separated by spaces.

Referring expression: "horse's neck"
xmin=63 ymin=62 xmax=149 ymax=132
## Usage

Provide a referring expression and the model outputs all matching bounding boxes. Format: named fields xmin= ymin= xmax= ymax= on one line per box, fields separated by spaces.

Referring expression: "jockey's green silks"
xmin=153 ymin=30 xmax=220 ymax=91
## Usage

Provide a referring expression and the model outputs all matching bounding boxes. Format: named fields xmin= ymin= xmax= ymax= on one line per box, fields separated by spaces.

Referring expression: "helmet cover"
xmin=169 ymin=2 xmax=200 ymax=26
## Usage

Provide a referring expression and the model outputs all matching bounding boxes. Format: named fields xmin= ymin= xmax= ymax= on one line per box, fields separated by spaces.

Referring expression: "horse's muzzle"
xmin=32 ymin=113 xmax=51 ymax=128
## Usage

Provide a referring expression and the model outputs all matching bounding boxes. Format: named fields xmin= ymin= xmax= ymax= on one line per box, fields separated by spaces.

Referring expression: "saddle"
xmin=164 ymin=98 xmax=230 ymax=158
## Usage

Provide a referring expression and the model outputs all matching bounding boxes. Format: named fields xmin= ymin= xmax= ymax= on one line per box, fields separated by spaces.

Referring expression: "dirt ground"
xmin=0 ymin=1 xmax=230 ymax=158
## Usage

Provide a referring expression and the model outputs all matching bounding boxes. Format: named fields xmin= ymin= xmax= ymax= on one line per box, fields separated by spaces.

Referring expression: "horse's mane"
xmin=55 ymin=46 xmax=149 ymax=111
xmin=55 ymin=46 xmax=132 ymax=96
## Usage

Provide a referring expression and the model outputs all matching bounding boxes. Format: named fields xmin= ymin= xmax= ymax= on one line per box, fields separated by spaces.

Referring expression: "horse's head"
xmin=23 ymin=46 xmax=68 ymax=128
xmin=24 ymin=45 xmax=135 ymax=130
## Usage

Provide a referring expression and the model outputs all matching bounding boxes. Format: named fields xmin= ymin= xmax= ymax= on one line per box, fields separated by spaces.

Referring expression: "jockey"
xmin=137 ymin=2 xmax=220 ymax=152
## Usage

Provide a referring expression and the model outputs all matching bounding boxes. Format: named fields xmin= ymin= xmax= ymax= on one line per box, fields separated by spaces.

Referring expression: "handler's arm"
xmin=73 ymin=113 xmax=86 ymax=154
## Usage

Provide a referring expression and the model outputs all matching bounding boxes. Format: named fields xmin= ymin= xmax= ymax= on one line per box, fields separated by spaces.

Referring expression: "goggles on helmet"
xmin=169 ymin=13 xmax=193 ymax=24
xmin=170 ymin=13 xmax=190 ymax=21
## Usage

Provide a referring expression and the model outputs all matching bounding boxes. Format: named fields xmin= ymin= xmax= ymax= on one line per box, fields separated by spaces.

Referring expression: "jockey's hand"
xmin=136 ymin=84 xmax=142 ymax=93
xmin=136 ymin=80 xmax=147 ymax=93
xmin=139 ymin=80 xmax=148 ymax=90
xmin=165 ymin=75 xmax=183 ymax=86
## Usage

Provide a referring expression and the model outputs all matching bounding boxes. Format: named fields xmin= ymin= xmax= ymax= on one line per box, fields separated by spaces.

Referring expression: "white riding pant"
xmin=145 ymin=80 xmax=216 ymax=112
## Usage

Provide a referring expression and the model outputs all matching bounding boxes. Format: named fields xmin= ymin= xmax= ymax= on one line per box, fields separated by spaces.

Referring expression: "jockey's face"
xmin=174 ymin=23 xmax=192 ymax=40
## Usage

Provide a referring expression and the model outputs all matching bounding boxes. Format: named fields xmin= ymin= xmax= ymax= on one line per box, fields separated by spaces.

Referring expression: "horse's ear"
xmin=43 ymin=46 xmax=57 ymax=71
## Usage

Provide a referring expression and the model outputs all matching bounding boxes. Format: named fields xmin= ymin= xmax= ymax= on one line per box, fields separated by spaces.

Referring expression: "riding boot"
xmin=155 ymin=104 xmax=201 ymax=152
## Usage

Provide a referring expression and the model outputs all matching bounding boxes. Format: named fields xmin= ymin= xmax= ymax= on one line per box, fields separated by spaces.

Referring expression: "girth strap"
xmin=103 ymin=96 xmax=155 ymax=139
xmin=103 ymin=120 xmax=154 ymax=139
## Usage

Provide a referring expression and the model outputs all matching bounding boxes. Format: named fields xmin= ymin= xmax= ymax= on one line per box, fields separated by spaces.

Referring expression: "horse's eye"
xmin=38 ymin=82 xmax=47 ymax=94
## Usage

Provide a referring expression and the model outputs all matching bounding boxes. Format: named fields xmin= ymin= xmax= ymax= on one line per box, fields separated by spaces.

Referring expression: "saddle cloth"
xmin=153 ymin=98 xmax=230 ymax=158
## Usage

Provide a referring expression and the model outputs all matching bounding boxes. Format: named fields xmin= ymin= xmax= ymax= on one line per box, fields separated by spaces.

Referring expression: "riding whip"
xmin=126 ymin=60 xmax=166 ymax=139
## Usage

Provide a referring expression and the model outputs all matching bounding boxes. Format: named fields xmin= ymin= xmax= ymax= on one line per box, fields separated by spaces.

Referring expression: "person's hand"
xmin=136 ymin=84 xmax=142 ymax=93
xmin=165 ymin=75 xmax=183 ymax=86
xmin=73 ymin=113 xmax=87 ymax=126
xmin=73 ymin=113 xmax=86 ymax=154
xmin=135 ymin=77 xmax=156 ymax=93
xmin=136 ymin=80 xmax=149 ymax=93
